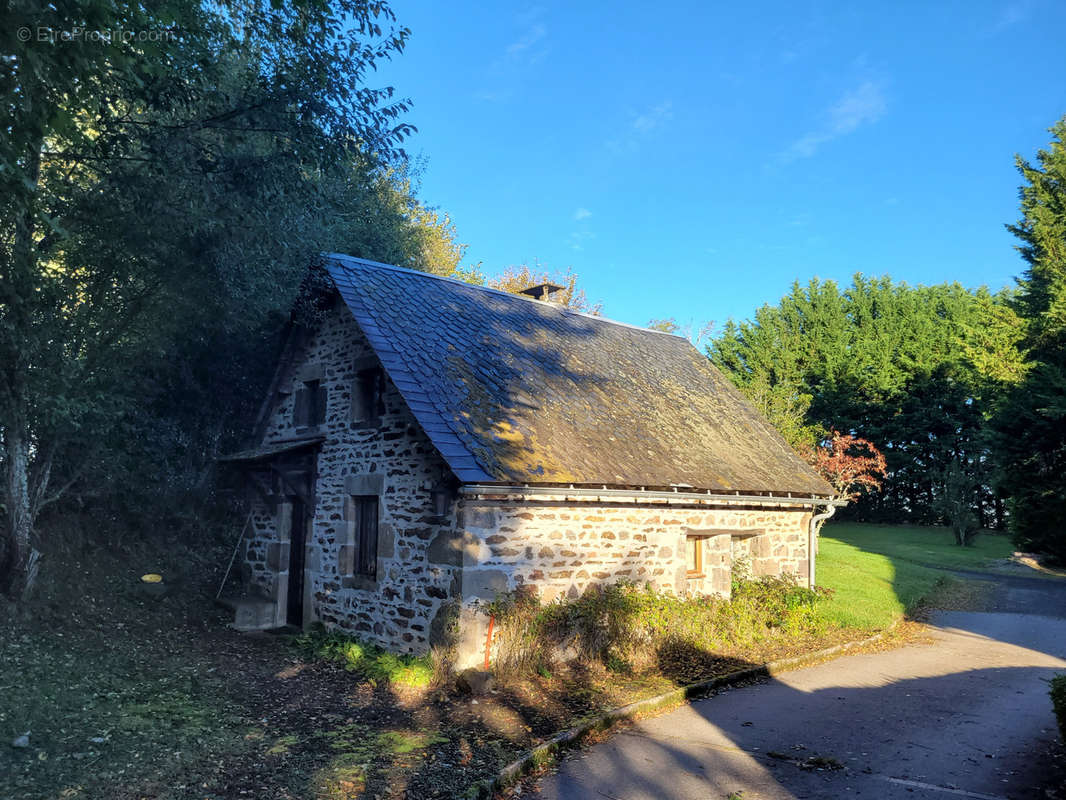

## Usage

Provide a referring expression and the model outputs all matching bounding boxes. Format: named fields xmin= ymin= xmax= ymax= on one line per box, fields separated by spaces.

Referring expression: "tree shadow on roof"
xmin=329 ymin=256 xmax=831 ymax=494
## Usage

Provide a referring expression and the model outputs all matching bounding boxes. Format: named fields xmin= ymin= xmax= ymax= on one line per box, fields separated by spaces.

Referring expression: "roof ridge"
xmin=323 ymin=252 xmax=686 ymax=340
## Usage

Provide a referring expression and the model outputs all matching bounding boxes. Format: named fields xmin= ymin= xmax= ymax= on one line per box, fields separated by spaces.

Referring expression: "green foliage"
xmin=0 ymin=0 xmax=476 ymax=588
xmin=993 ymin=358 xmax=1066 ymax=562
xmin=1008 ymin=119 xmax=1066 ymax=350
xmin=486 ymin=577 xmax=830 ymax=678
xmin=736 ymin=367 xmax=825 ymax=452
xmin=710 ymin=276 xmax=1024 ymax=526
xmin=290 ymin=626 xmax=435 ymax=688
xmin=991 ymin=117 xmax=1066 ymax=563
xmin=934 ymin=462 xmax=981 ymax=546
xmin=1050 ymin=674 xmax=1066 ymax=742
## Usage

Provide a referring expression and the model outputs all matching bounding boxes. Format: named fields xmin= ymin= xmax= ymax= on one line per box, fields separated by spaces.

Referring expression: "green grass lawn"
xmin=825 ymin=522 xmax=1014 ymax=571
xmin=815 ymin=522 xmax=1014 ymax=630
xmin=817 ymin=534 xmax=950 ymax=629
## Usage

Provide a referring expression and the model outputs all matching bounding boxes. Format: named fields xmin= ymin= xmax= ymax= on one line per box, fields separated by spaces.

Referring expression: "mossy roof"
xmin=327 ymin=254 xmax=834 ymax=497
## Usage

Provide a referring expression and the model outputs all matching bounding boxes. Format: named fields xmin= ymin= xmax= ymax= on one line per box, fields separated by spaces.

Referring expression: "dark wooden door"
xmin=287 ymin=498 xmax=306 ymax=626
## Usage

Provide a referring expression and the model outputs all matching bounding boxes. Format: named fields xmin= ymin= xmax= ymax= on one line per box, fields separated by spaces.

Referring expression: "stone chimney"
xmin=518 ymin=282 xmax=564 ymax=303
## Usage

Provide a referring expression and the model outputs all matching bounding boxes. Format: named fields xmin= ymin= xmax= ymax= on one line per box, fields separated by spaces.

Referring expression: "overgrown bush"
xmin=1051 ymin=674 xmax=1066 ymax=741
xmin=485 ymin=575 xmax=832 ymax=678
xmin=291 ymin=625 xmax=435 ymax=688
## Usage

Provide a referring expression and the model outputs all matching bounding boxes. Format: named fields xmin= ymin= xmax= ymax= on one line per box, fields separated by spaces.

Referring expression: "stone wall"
xmin=449 ymin=496 xmax=814 ymax=669
xmin=241 ymin=298 xmax=460 ymax=654
xmin=456 ymin=499 xmax=812 ymax=606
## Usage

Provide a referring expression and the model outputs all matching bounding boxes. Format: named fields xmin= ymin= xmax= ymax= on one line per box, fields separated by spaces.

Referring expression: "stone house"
xmin=222 ymin=254 xmax=837 ymax=669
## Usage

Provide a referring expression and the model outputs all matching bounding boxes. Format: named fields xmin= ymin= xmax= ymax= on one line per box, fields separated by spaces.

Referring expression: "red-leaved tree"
xmin=803 ymin=431 xmax=888 ymax=501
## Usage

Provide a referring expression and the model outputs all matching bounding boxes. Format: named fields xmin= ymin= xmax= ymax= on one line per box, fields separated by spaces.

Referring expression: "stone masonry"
xmin=455 ymin=500 xmax=811 ymax=604
xmin=237 ymin=296 xmax=819 ymax=665
xmin=242 ymin=297 xmax=461 ymax=653
xmin=446 ymin=495 xmax=814 ymax=668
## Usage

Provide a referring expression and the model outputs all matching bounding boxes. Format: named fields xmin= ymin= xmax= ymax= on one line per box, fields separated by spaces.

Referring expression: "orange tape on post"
xmin=484 ymin=615 xmax=495 ymax=670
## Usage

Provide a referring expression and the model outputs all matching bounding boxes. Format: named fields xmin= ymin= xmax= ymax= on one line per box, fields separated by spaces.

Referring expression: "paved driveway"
xmin=524 ymin=573 xmax=1066 ymax=799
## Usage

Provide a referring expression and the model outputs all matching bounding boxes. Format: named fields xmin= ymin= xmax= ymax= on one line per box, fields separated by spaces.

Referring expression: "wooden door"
xmin=286 ymin=498 xmax=306 ymax=626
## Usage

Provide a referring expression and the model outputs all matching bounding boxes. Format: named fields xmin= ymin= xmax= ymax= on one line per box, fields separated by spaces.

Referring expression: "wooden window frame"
xmin=686 ymin=534 xmax=706 ymax=578
xmin=349 ymin=495 xmax=379 ymax=579
xmin=352 ymin=367 xmax=386 ymax=426
xmin=294 ymin=378 xmax=327 ymax=429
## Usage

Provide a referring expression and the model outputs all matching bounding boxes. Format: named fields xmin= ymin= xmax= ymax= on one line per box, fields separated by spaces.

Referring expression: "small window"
xmin=349 ymin=495 xmax=379 ymax=578
xmin=352 ymin=367 xmax=385 ymax=423
xmin=294 ymin=379 xmax=326 ymax=428
xmin=686 ymin=535 xmax=705 ymax=577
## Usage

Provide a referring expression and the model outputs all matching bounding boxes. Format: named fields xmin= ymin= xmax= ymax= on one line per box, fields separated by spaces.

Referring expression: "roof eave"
xmin=459 ymin=483 xmax=842 ymax=508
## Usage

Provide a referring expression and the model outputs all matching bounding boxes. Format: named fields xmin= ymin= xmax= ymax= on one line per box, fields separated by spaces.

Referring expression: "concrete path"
xmin=524 ymin=572 xmax=1066 ymax=799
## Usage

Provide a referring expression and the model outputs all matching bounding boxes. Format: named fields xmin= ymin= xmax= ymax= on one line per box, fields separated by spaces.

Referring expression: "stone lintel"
xmin=345 ymin=473 xmax=385 ymax=496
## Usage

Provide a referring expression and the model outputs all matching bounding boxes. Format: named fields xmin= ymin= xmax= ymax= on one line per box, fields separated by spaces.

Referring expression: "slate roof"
xmin=326 ymin=254 xmax=835 ymax=497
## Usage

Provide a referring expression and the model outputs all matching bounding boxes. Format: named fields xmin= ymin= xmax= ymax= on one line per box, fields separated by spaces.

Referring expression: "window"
xmin=352 ymin=367 xmax=386 ymax=423
xmin=349 ymin=495 xmax=379 ymax=578
xmin=686 ymin=535 xmax=705 ymax=577
xmin=294 ymin=379 xmax=326 ymax=428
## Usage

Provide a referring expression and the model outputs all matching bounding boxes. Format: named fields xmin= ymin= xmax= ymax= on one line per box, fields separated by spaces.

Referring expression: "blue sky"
xmin=376 ymin=1 xmax=1066 ymax=330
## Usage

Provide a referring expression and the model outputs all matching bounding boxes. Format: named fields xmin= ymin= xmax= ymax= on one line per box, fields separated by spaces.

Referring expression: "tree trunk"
xmin=2 ymin=426 xmax=32 ymax=597
xmin=0 ymin=108 xmax=43 ymax=599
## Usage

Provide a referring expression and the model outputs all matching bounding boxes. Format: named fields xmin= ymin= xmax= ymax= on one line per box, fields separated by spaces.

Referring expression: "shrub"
xmin=1051 ymin=674 xmax=1066 ymax=741
xmin=291 ymin=626 xmax=435 ymax=688
xmin=486 ymin=575 xmax=831 ymax=679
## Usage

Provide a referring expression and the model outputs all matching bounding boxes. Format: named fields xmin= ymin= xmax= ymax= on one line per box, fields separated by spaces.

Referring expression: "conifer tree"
xmin=992 ymin=118 xmax=1066 ymax=561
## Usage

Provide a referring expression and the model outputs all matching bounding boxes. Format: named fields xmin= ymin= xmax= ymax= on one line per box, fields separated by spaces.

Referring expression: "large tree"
xmin=0 ymin=1 xmax=418 ymax=596
xmin=711 ymin=277 xmax=1024 ymax=526
xmin=991 ymin=117 xmax=1066 ymax=561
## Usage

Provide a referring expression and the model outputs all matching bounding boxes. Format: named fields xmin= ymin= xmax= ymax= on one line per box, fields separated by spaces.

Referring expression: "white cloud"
xmin=782 ymin=81 xmax=887 ymax=161
xmin=632 ymin=101 xmax=673 ymax=134
xmin=607 ymin=100 xmax=674 ymax=154
xmin=573 ymin=207 xmax=592 ymax=221
xmin=516 ymin=6 xmax=545 ymax=28
xmin=474 ymin=88 xmax=513 ymax=103
xmin=829 ymin=81 xmax=886 ymax=133
xmin=995 ymin=0 xmax=1031 ymax=29
xmin=505 ymin=22 xmax=547 ymax=59
xmin=568 ymin=230 xmax=595 ymax=251
xmin=479 ymin=11 xmax=549 ymax=98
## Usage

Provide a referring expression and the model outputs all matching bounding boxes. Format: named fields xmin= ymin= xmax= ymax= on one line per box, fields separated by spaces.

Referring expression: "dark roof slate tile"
xmin=326 ymin=254 xmax=834 ymax=496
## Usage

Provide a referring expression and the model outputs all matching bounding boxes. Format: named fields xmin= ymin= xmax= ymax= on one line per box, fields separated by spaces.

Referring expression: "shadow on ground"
xmin=521 ymin=567 xmax=1066 ymax=800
